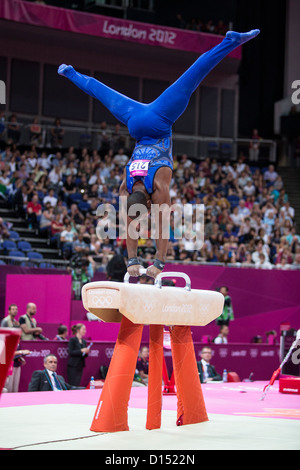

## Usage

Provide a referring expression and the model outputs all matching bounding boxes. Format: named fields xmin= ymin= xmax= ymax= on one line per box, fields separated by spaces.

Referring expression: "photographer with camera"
xmin=70 ymin=252 xmax=93 ymax=300
xmin=19 ymin=302 xmax=48 ymax=341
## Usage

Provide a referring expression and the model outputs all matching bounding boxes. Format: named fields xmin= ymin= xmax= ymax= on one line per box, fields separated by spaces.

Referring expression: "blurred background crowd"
xmin=0 ymin=115 xmax=299 ymax=277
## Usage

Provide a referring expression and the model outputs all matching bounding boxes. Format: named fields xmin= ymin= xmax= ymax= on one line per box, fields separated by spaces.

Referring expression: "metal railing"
xmin=0 ymin=255 xmax=298 ymax=271
xmin=0 ymin=119 xmax=277 ymax=163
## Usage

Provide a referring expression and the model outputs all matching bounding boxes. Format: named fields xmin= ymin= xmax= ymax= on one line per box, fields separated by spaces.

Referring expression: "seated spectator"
xmin=243 ymin=180 xmax=256 ymax=197
xmin=0 ymin=168 xmax=11 ymax=190
xmin=241 ymin=250 xmax=253 ymax=265
xmin=60 ymin=222 xmax=76 ymax=258
xmin=0 ymin=216 xmax=10 ymax=240
xmin=27 ymin=150 xmax=38 ymax=171
xmin=89 ymin=233 xmax=101 ymax=255
xmin=229 ymin=205 xmax=244 ymax=228
xmin=293 ymin=253 xmax=300 ymax=267
xmin=48 ymin=164 xmax=62 ymax=187
xmin=252 ymin=239 xmax=270 ymax=264
xmin=37 ymin=151 xmax=51 ymax=171
xmin=26 ymin=193 xmax=42 ymax=229
xmin=275 ymin=245 xmax=293 ymax=266
xmin=197 ymin=346 xmax=222 ymax=383
xmin=53 ymin=325 xmax=69 ymax=341
xmin=223 ymin=223 xmax=238 ymax=242
xmin=72 ymin=233 xmax=90 ymax=256
xmin=39 ymin=202 xmax=54 ymax=235
xmin=113 ymin=147 xmax=129 ymax=166
xmin=70 ymin=203 xmax=85 ymax=228
xmin=264 ymin=164 xmax=278 ymax=183
xmin=214 ymin=324 xmax=229 ymax=344
xmin=280 ymin=201 xmax=295 ymax=221
xmin=50 ymin=212 xmax=64 ymax=248
xmin=100 ymin=236 xmax=115 ymax=257
xmin=28 ymin=354 xmax=83 ymax=391
xmin=43 ymin=188 xmax=57 ymax=207
xmin=263 ymin=210 xmax=276 ymax=235
xmin=136 ymin=346 xmax=149 ymax=385
xmin=238 ymin=171 xmax=251 ymax=189
xmin=237 ymin=199 xmax=251 ymax=218
xmin=255 ymin=253 xmax=273 ymax=270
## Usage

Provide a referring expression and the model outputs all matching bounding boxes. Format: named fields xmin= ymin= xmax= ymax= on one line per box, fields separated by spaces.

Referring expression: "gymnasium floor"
xmin=0 ymin=381 xmax=299 ymax=450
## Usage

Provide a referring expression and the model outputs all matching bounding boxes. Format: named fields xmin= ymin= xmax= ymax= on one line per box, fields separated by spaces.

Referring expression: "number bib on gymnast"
xmin=129 ymin=160 xmax=150 ymax=177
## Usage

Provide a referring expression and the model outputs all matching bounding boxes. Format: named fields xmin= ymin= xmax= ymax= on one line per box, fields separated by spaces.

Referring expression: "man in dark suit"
xmin=28 ymin=354 xmax=83 ymax=391
xmin=197 ymin=346 xmax=222 ymax=384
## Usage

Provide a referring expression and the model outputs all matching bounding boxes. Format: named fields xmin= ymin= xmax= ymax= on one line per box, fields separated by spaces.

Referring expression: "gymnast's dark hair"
xmin=127 ymin=191 xmax=148 ymax=219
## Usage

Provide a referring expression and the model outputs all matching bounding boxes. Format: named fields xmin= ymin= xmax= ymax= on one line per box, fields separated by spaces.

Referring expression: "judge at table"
xmin=197 ymin=346 xmax=222 ymax=383
xmin=28 ymin=354 xmax=83 ymax=391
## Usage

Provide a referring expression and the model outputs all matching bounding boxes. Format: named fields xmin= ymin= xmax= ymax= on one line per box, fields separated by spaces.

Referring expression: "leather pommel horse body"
xmin=82 ymin=271 xmax=224 ymax=432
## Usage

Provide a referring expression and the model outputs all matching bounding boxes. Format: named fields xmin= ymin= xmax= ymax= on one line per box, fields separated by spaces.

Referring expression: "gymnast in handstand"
xmin=58 ymin=29 xmax=260 ymax=278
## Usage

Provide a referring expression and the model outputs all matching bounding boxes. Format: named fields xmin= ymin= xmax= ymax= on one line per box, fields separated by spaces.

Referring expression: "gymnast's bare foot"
xmin=226 ymin=29 xmax=260 ymax=45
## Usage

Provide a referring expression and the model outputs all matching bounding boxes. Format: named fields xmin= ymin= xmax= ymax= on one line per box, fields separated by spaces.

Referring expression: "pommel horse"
xmin=82 ymin=271 xmax=224 ymax=432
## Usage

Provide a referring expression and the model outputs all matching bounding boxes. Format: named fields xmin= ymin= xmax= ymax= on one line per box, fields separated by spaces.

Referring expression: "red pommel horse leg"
xmin=90 ymin=316 xmax=144 ymax=433
xmin=146 ymin=324 xmax=164 ymax=430
xmin=0 ymin=328 xmax=22 ymax=396
xmin=170 ymin=326 xmax=208 ymax=425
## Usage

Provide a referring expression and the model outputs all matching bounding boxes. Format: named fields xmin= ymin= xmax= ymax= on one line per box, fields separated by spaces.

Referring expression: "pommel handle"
xmin=154 ymin=272 xmax=191 ymax=291
xmin=124 ymin=268 xmax=147 ymax=283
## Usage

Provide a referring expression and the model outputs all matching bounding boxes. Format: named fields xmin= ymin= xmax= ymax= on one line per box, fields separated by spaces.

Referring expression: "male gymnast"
xmin=58 ymin=29 xmax=260 ymax=278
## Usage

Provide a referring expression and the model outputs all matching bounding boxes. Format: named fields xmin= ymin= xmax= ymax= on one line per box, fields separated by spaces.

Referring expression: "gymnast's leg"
xmin=58 ymin=64 xmax=142 ymax=126
xmin=151 ymin=29 xmax=260 ymax=124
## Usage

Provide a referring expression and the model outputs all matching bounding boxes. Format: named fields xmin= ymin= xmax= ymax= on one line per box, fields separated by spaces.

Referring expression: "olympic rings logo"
xmin=105 ymin=347 xmax=115 ymax=359
xmin=199 ymin=304 xmax=209 ymax=314
xmin=57 ymin=347 xmax=69 ymax=359
xmin=91 ymin=295 xmax=113 ymax=308
xmin=250 ymin=348 xmax=259 ymax=358
xmin=143 ymin=302 xmax=154 ymax=313
xmin=219 ymin=348 xmax=228 ymax=358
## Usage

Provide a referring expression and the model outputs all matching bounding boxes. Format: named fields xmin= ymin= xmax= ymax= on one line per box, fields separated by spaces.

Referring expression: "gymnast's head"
xmin=127 ymin=190 xmax=150 ymax=221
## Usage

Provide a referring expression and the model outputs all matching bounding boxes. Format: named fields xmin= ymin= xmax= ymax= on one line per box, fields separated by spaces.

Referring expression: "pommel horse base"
xmin=82 ymin=271 xmax=224 ymax=433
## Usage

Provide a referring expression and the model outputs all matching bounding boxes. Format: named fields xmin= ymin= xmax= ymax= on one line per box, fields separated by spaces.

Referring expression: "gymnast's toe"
xmin=226 ymin=29 xmax=260 ymax=45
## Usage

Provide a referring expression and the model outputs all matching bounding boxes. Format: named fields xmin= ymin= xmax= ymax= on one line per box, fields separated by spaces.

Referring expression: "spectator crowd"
xmin=0 ymin=115 xmax=299 ymax=274
xmin=174 ymin=14 xmax=230 ymax=36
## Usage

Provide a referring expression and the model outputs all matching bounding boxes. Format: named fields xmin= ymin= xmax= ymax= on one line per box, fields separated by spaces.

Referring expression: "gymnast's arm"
xmin=147 ymin=167 xmax=172 ymax=278
xmin=119 ymin=178 xmax=141 ymax=277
